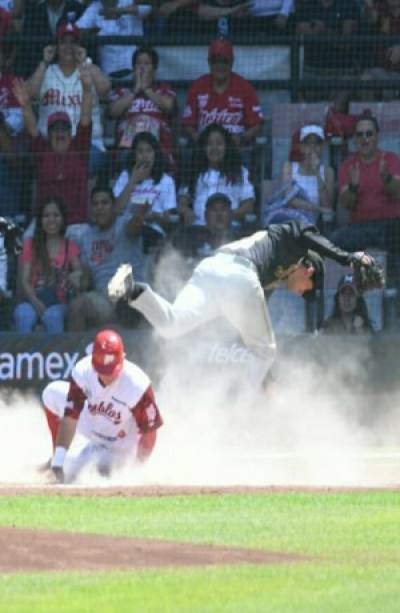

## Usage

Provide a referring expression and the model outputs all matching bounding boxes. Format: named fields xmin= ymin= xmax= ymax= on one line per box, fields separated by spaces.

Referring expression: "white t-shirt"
xmin=114 ymin=171 xmax=177 ymax=235
xmin=77 ymin=0 xmax=152 ymax=75
xmin=180 ymin=166 xmax=255 ymax=226
xmin=38 ymin=64 xmax=104 ymax=150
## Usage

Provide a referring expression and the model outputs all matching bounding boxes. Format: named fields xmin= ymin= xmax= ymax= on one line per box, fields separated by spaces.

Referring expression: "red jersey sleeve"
xmin=64 ymin=379 xmax=87 ymax=419
xmin=131 ymin=386 xmax=163 ymax=433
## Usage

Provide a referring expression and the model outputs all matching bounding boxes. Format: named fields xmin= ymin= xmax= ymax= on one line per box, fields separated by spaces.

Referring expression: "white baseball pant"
xmin=132 ymin=252 xmax=277 ymax=388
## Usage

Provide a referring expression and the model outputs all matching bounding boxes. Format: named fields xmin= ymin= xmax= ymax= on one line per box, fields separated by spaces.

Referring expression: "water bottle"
xmin=0 ymin=233 xmax=7 ymax=292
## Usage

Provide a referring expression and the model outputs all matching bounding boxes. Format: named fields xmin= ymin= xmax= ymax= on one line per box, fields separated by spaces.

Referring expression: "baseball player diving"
xmin=107 ymin=220 xmax=383 ymax=390
xmin=42 ymin=329 xmax=163 ymax=484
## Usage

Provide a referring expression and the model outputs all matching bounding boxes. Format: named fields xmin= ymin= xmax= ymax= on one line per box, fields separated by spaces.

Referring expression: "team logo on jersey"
xmin=88 ymin=401 xmax=122 ymax=425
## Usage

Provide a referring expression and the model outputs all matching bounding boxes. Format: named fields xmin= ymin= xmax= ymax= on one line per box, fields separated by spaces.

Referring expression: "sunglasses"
xmin=355 ymin=130 xmax=375 ymax=139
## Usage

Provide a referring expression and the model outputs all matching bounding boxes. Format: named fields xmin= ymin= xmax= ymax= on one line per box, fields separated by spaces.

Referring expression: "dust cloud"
xmin=0 ymin=251 xmax=399 ymax=488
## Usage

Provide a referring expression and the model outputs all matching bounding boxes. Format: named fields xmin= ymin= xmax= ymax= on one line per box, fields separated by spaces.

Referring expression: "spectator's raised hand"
xmin=43 ymin=45 xmax=56 ymax=66
xmin=79 ymin=63 xmax=92 ymax=89
xmin=379 ymin=155 xmax=391 ymax=183
xmin=12 ymin=78 xmax=30 ymax=107
xmin=132 ymin=160 xmax=151 ymax=184
xmin=349 ymin=162 xmax=360 ymax=189
xmin=74 ymin=45 xmax=88 ymax=66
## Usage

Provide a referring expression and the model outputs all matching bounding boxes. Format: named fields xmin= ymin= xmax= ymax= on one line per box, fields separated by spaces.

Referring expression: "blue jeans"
xmin=14 ymin=302 xmax=66 ymax=333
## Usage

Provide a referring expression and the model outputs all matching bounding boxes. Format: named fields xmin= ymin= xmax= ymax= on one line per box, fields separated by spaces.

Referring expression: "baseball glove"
xmin=351 ymin=254 xmax=385 ymax=292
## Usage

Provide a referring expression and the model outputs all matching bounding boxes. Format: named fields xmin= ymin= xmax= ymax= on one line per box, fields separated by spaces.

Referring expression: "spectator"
xmin=14 ymin=196 xmax=82 ymax=333
xmin=19 ymin=0 xmax=85 ymax=77
xmin=108 ymin=45 xmax=178 ymax=172
xmin=296 ymin=0 xmax=361 ymax=99
xmin=66 ymin=185 xmax=145 ymax=331
xmin=153 ymin=1 xmax=248 ymax=37
xmin=182 ymin=37 xmax=263 ymax=149
xmin=0 ymin=39 xmax=24 ymax=216
xmin=172 ymin=192 xmax=236 ymax=260
xmin=331 ymin=110 xmax=400 ymax=289
xmin=362 ymin=0 xmax=400 ymax=99
xmin=273 ymin=125 xmax=335 ymax=226
xmin=321 ymin=272 xmax=375 ymax=333
xmin=113 ymin=131 xmax=177 ymax=253
xmin=178 ymin=123 xmax=255 ymax=227
xmin=13 ymin=66 xmax=93 ymax=225
xmin=27 ymin=23 xmax=110 ymax=176
xmin=77 ymin=0 xmax=152 ymax=79
xmin=229 ymin=0 xmax=295 ymax=35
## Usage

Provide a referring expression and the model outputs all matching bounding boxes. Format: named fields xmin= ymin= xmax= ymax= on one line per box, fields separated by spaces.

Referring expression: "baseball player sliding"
xmin=42 ymin=329 xmax=163 ymax=484
xmin=107 ymin=220 xmax=383 ymax=390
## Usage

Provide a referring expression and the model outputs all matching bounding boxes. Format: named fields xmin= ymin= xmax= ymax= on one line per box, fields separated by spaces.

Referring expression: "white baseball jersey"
xmin=38 ymin=64 xmax=104 ymax=149
xmin=44 ymin=356 xmax=162 ymax=453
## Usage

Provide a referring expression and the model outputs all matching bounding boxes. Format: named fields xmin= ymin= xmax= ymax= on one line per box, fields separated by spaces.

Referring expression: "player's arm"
xmin=131 ymin=385 xmax=163 ymax=463
xmin=301 ymin=226 xmax=369 ymax=267
xmin=50 ymin=379 xmax=87 ymax=482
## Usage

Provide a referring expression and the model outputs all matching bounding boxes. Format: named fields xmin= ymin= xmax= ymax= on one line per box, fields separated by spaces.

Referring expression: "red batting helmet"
xmin=92 ymin=329 xmax=124 ymax=379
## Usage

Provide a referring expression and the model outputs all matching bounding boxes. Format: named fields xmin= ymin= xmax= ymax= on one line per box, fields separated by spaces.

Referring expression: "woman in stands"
xmin=113 ymin=131 xmax=177 ymax=252
xmin=178 ymin=123 xmax=255 ymax=227
xmin=321 ymin=273 xmax=375 ymax=334
xmin=277 ymin=124 xmax=335 ymax=226
xmin=14 ymin=197 xmax=82 ymax=333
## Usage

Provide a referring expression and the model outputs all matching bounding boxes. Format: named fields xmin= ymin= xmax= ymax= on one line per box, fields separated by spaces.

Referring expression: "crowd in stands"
xmin=0 ymin=1 xmax=399 ymax=334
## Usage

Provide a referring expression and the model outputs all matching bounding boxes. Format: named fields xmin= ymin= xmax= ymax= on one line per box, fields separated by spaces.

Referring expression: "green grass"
xmin=1 ymin=492 xmax=400 ymax=612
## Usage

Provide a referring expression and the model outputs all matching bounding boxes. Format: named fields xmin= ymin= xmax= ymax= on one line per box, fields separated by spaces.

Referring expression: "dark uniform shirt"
xmin=218 ymin=220 xmax=354 ymax=288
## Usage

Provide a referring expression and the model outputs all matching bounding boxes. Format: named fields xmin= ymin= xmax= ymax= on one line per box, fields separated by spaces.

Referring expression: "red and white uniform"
xmin=110 ymin=83 xmax=177 ymax=166
xmin=182 ymin=72 xmax=263 ymax=136
xmin=43 ymin=355 xmax=162 ymax=457
xmin=38 ymin=64 xmax=104 ymax=149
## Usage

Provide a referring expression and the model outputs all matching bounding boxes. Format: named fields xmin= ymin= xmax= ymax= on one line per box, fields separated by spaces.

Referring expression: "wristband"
xmin=51 ymin=446 xmax=66 ymax=469
xmin=348 ymin=183 xmax=358 ymax=194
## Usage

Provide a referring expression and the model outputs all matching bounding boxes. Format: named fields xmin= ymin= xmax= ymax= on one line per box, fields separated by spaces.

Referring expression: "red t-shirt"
xmin=182 ymin=72 xmax=264 ymax=135
xmin=21 ymin=237 xmax=80 ymax=302
xmin=110 ymin=83 xmax=177 ymax=166
xmin=338 ymin=150 xmax=400 ymax=222
xmin=30 ymin=123 xmax=92 ymax=224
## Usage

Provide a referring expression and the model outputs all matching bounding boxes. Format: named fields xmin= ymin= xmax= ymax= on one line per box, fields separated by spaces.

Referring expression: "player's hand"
xmin=43 ymin=45 xmax=56 ymax=65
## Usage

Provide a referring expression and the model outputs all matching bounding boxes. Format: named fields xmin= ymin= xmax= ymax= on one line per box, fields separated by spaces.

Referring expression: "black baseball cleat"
xmin=107 ymin=263 xmax=135 ymax=303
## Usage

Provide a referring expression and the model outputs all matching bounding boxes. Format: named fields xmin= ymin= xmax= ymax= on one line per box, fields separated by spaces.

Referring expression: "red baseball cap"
xmin=208 ymin=37 xmax=233 ymax=61
xmin=47 ymin=111 xmax=72 ymax=130
xmin=92 ymin=329 xmax=125 ymax=379
xmin=57 ymin=22 xmax=80 ymax=41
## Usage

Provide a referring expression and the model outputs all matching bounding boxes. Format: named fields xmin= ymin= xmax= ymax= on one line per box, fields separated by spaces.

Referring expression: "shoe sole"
xmin=108 ymin=263 xmax=134 ymax=303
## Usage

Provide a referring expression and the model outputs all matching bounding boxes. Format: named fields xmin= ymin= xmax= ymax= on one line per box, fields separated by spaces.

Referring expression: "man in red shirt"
xmin=13 ymin=66 xmax=92 ymax=225
xmin=182 ymin=37 xmax=263 ymax=149
xmin=331 ymin=110 xmax=400 ymax=288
